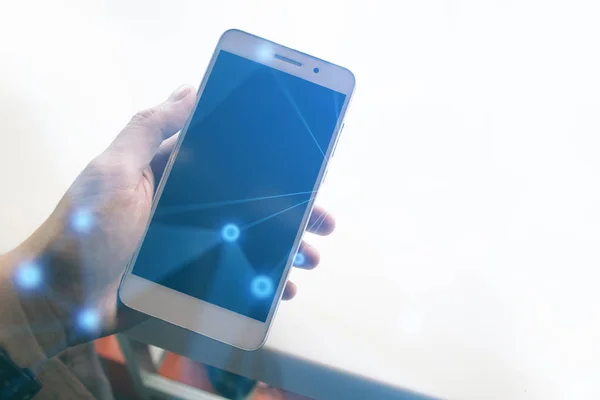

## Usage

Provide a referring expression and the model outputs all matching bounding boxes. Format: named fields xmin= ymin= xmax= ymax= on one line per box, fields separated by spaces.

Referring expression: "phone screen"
xmin=131 ymin=50 xmax=346 ymax=322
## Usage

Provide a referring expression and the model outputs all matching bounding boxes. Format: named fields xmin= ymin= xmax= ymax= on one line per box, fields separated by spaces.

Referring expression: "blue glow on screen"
xmin=250 ymin=275 xmax=274 ymax=299
xmin=132 ymin=50 xmax=345 ymax=322
xmin=221 ymin=223 xmax=240 ymax=242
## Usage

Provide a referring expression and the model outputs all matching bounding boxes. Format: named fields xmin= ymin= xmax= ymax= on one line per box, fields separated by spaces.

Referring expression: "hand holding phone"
xmin=5 ymin=81 xmax=336 ymax=357
xmin=119 ymin=29 xmax=355 ymax=350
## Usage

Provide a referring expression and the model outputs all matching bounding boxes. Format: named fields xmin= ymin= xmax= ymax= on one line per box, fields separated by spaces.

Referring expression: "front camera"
xmin=313 ymin=67 xmax=320 ymax=74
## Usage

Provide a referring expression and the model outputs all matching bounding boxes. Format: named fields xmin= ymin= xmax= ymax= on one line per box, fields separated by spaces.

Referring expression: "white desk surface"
xmin=2 ymin=1 xmax=600 ymax=399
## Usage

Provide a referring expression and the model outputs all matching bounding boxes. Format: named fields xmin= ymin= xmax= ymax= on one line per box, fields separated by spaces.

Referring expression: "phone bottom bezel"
xmin=119 ymin=274 xmax=271 ymax=351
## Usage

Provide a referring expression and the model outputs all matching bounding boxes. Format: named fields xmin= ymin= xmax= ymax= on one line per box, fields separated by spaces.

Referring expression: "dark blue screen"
xmin=132 ymin=50 xmax=346 ymax=322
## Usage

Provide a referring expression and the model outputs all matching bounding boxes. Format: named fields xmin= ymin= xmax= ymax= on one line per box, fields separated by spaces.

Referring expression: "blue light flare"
xmin=294 ymin=252 xmax=305 ymax=266
xmin=256 ymin=43 xmax=273 ymax=63
xmin=251 ymin=275 xmax=274 ymax=300
xmin=221 ymin=223 xmax=240 ymax=243
xmin=77 ymin=309 xmax=100 ymax=332
xmin=71 ymin=208 xmax=93 ymax=234
xmin=14 ymin=261 xmax=42 ymax=290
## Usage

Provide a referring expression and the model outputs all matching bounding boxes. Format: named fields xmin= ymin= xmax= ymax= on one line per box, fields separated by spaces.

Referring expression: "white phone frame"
xmin=119 ymin=29 xmax=355 ymax=351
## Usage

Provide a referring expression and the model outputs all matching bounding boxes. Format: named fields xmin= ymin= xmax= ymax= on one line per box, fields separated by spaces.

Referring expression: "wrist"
xmin=0 ymin=257 xmax=56 ymax=369
xmin=0 ymin=211 xmax=72 ymax=361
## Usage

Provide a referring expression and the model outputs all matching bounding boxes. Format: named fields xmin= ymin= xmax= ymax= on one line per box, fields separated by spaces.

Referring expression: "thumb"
xmin=109 ymin=85 xmax=197 ymax=170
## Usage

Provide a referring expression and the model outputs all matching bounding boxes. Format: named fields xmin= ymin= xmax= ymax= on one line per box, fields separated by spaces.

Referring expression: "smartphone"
xmin=119 ymin=29 xmax=355 ymax=350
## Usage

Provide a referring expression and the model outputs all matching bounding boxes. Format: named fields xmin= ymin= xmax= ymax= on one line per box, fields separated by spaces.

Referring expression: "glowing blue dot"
xmin=294 ymin=252 xmax=305 ymax=266
xmin=221 ymin=223 xmax=240 ymax=243
xmin=15 ymin=261 xmax=42 ymax=290
xmin=256 ymin=44 xmax=273 ymax=62
xmin=71 ymin=208 xmax=93 ymax=233
xmin=251 ymin=275 xmax=274 ymax=299
xmin=77 ymin=309 xmax=100 ymax=332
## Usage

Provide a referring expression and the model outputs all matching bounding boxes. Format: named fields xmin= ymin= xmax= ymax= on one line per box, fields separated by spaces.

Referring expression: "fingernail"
xmin=169 ymin=85 xmax=192 ymax=102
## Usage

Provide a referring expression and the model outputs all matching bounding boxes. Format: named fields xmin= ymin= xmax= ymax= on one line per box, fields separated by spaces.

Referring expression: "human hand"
xmin=3 ymin=85 xmax=335 ymax=357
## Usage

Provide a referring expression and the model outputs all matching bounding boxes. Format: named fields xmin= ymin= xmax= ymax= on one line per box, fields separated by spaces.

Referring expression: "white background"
xmin=2 ymin=1 xmax=600 ymax=399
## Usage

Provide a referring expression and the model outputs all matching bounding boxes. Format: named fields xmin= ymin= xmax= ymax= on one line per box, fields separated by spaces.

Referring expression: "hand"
xmin=4 ymin=85 xmax=335 ymax=357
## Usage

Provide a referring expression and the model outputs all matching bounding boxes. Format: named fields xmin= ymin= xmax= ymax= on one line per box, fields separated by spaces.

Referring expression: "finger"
xmin=109 ymin=85 xmax=196 ymax=171
xmin=149 ymin=132 xmax=180 ymax=185
xmin=306 ymin=205 xmax=335 ymax=235
xmin=293 ymin=241 xmax=320 ymax=269
xmin=282 ymin=281 xmax=297 ymax=300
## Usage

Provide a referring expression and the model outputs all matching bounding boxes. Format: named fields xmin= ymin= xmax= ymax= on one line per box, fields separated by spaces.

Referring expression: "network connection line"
xmin=156 ymin=189 xmax=317 ymax=217
xmin=274 ymin=72 xmax=325 ymax=157
xmin=242 ymin=198 xmax=311 ymax=230
xmin=312 ymin=209 xmax=330 ymax=233
xmin=307 ymin=207 xmax=328 ymax=232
